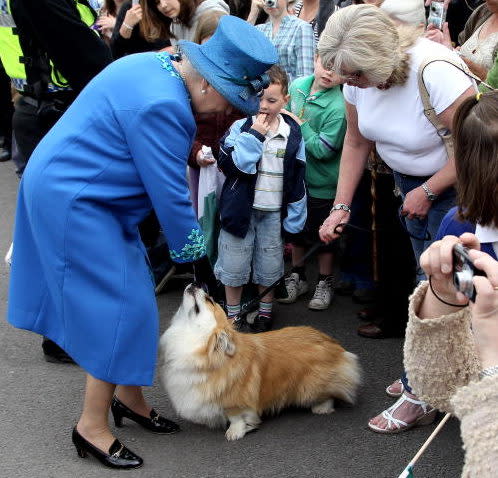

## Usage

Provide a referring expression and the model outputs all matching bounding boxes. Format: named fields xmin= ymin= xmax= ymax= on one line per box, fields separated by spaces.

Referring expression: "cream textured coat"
xmin=404 ymin=282 xmax=498 ymax=478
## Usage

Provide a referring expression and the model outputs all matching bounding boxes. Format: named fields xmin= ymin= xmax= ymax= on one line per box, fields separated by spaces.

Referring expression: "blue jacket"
xmin=218 ymin=114 xmax=307 ymax=238
xmin=437 ymin=207 xmax=497 ymax=260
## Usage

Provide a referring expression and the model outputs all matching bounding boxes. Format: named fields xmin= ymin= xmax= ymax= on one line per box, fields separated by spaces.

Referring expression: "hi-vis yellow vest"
xmin=0 ymin=0 xmax=96 ymax=92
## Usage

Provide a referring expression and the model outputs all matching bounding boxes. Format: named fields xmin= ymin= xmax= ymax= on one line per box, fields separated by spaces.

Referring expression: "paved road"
xmin=0 ymin=160 xmax=464 ymax=478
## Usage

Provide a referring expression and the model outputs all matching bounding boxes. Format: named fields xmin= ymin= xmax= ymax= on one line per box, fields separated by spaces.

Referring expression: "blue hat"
xmin=178 ymin=16 xmax=278 ymax=115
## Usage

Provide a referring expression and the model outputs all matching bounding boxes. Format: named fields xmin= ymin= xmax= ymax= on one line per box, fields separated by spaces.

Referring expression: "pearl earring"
xmin=201 ymin=89 xmax=207 ymax=94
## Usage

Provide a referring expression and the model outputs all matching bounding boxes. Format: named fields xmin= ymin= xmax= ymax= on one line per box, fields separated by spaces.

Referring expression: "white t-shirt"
xmin=253 ymin=114 xmax=289 ymax=211
xmin=343 ymin=38 xmax=475 ymax=176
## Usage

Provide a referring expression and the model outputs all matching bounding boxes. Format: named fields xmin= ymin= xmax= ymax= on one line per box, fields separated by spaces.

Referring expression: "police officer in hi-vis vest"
xmin=0 ymin=0 xmax=111 ymax=362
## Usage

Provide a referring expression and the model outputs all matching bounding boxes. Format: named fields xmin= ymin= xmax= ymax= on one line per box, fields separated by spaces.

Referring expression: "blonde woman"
xmin=318 ymin=4 xmax=476 ymax=433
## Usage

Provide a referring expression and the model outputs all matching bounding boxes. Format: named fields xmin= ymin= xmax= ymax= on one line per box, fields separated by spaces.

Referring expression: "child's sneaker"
xmin=250 ymin=314 xmax=273 ymax=333
xmin=277 ymin=272 xmax=308 ymax=304
xmin=308 ymin=277 xmax=334 ymax=310
xmin=231 ymin=316 xmax=252 ymax=333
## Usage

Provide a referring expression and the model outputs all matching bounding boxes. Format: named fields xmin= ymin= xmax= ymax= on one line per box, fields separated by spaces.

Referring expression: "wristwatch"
xmin=330 ymin=203 xmax=351 ymax=213
xmin=421 ymin=182 xmax=438 ymax=201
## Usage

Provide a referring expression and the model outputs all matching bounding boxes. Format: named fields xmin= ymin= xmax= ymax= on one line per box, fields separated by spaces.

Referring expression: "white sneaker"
xmin=308 ymin=277 xmax=334 ymax=310
xmin=277 ymin=272 xmax=308 ymax=304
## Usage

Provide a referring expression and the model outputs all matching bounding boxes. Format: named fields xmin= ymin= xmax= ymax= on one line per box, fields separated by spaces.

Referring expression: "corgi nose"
xmin=186 ymin=283 xmax=199 ymax=295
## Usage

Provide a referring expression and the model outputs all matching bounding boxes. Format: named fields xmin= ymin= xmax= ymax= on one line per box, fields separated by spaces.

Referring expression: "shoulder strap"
xmin=417 ymin=57 xmax=480 ymax=159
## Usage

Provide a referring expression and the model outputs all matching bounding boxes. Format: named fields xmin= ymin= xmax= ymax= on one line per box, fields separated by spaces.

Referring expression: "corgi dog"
xmin=159 ymin=284 xmax=361 ymax=440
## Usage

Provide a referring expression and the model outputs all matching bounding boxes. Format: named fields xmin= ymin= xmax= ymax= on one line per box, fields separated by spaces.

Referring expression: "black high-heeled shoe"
xmin=111 ymin=396 xmax=180 ymax=434
xmin=72 ymin=427 xmax=143 ymax=469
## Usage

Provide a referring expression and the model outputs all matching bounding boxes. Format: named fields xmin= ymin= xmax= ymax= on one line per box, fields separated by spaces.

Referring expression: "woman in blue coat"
xmin=7 ymin=16 xmax=277 ymax=469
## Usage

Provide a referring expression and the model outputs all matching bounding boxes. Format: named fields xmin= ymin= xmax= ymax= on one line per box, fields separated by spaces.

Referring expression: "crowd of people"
xmin=0 ymin=0 xmax=497 ymax=474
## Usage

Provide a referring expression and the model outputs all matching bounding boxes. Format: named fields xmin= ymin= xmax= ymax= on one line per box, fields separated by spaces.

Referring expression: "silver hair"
xmin=317 ymin=4 xmax=420 ymax=85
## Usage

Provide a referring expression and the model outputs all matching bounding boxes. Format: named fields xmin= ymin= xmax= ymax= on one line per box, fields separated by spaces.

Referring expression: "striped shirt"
xmin=256 ymin=15 xmax=315 ymax=83
xmin=253 ymin=115 xmax=290 ymax=211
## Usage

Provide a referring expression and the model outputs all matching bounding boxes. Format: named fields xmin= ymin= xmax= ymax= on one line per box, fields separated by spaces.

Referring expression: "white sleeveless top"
xmin=460 ymin=23 xmax=498 ymax=70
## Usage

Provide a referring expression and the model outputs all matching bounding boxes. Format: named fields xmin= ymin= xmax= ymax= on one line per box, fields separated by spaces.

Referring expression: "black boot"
xmin=42 ymin=337 xmax=75 ymax=364
xmin=0 ymin=136 xmax=11 ymax=162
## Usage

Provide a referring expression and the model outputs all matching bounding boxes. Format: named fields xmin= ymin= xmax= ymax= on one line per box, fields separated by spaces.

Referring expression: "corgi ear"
xmin=215 ymin=330 xmax=236 ymax=356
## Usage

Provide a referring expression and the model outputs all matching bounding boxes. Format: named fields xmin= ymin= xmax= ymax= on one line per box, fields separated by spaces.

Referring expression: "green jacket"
xmin=482 ymin=56 xmax=498 ymax=91
xmin=287 ymin=75 xmax=346 ymax=199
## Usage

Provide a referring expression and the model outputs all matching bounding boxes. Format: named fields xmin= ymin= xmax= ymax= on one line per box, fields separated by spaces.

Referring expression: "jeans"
xmin=393 ymin=172 xmax=456 ymax=281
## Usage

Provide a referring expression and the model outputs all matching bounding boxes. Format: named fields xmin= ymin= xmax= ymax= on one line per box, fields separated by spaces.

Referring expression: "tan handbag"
xmin=417 ymin=56 xmax=481 ymax=159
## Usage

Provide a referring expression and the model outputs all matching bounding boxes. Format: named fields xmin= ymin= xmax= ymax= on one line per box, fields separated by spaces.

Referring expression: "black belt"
xmin=20 ymin=91 xmax=75 ymax=106
xmin=20 ymin=95 xmax=38 ymax=107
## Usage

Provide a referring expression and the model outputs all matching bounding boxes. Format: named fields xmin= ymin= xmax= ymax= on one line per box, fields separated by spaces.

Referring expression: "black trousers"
xmin=0 ymin=60 xmax=14 ymax=143
xmin=11 ymin=96 xmax=55 ymax=177
xmin=340 ymin=170 xmax=416 ymax=336
xmin=373 ymin=172 xmax=417 ymax=336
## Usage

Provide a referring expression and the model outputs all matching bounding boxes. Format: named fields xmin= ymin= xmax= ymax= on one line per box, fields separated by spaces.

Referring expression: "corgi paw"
xmin=311 ymin=399 xmax=335 ymax=414
xmin=225 ymin=422 xmax=247 ymax=441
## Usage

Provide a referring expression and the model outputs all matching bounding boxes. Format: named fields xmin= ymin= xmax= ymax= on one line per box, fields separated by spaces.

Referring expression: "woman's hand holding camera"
xmin=425 ymin=23 xmax=452 ymax=49
xmin=467 ymin=248 xmax=498 ymax=369
xmin=124 ymin=4 xmax=143 ymax=28
xmin=420 ymin=233 xmax=498 ymax=368
xmin=420 ymin=233 xmax=478 ymax=305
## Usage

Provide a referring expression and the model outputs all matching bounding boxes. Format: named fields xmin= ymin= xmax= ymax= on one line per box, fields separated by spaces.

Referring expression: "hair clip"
xmin=475 ymin=92 xmax=482 ymax=101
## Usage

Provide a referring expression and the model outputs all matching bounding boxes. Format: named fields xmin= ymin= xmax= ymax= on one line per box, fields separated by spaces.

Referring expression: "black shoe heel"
xmin=75 ymin=445 xmax=88 ymax=458
xmin=71 ymin=427 xmax=143 ymax=469
xmin=111 ymin=397 xmax=180 ymax=434
xmin=112 ymin=410 xmax=123 ymax=428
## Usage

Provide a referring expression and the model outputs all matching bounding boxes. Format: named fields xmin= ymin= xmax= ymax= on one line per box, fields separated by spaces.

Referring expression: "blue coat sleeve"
xmin=124 ymin=100 xmax=206 ymax=263
xmin=218 ymin=119 xmax=265 ymax=178
xmin=283 ymin=139 xmax=307 ymax=234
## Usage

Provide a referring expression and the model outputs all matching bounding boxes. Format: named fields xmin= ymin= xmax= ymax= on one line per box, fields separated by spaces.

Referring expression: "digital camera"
xmin=452 ymin=244 xmax=485 ymax=302
xmin=427 ymin=1 xmax=446 ymax=30
xmin=264 ymin=0 xmax=277 ymax=8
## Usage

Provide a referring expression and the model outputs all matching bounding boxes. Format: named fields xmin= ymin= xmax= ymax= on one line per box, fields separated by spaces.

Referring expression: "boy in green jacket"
xmin=280 ymin=54 xmax=346 ymax=310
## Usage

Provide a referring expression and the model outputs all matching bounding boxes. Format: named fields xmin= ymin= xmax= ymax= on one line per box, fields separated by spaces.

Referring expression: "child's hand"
xmin=196 ymin=149 xmax=216 ymax=167
xmin=252 ymin=113 xmax=270 ymax=135
xmin=281 ymin=109 xmax=303 ymax=125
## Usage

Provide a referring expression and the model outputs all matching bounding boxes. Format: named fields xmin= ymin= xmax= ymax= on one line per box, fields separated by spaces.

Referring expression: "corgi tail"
xmin=334 ymin=351 xmax=362 ymax=404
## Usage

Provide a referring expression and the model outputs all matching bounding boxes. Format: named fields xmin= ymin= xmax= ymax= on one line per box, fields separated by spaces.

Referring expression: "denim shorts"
xmin=214 ymin=209 xmax=284 ymax=287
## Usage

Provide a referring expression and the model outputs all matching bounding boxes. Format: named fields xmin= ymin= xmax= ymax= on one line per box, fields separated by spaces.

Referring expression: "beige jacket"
xmin=404 ymin=282 xmax=498 ymax=478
